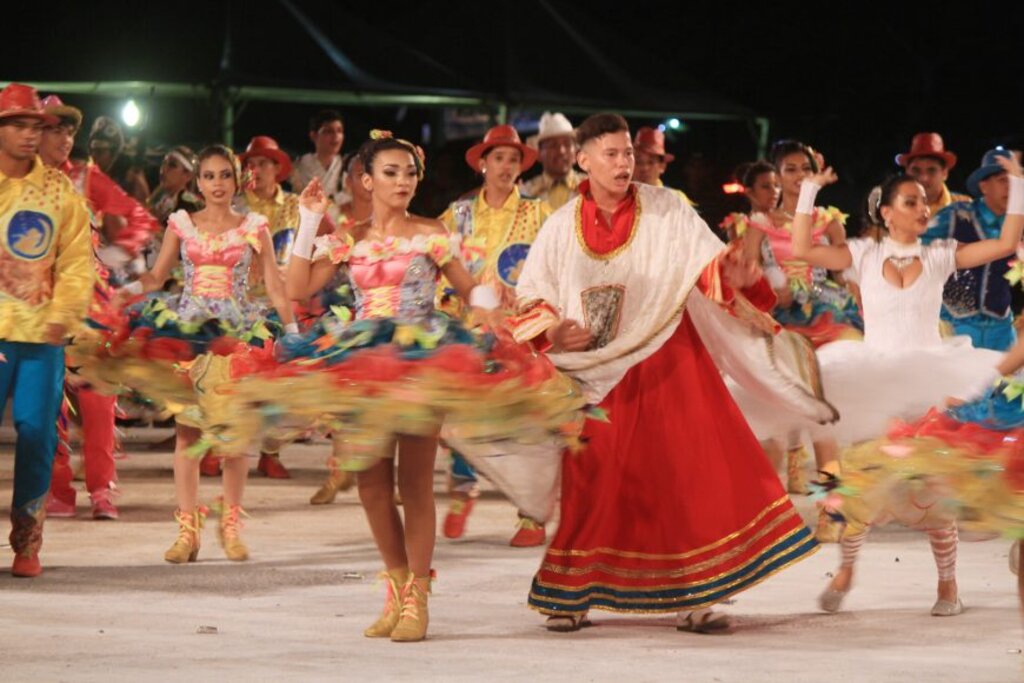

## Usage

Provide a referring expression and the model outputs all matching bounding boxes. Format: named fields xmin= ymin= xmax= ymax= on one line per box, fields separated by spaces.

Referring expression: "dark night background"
xmin=5 ymin=1 xmax=1023 ymax=231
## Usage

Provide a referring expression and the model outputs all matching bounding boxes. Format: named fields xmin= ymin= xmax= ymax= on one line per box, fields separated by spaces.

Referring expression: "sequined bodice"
xmin=350 ymin=253 xmax=440 ymax=322
xmin=167 ymin=210 xmax=269 ymax=326
xmin=310 ymin=231 xmax=460 ymax=324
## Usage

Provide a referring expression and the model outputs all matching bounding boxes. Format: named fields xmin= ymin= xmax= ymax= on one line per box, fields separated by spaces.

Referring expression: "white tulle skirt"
xmin=732 ymin=336 xmax=1001 ymax=446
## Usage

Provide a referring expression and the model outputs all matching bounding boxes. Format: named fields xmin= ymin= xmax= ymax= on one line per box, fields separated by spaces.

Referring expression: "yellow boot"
xmin=364 ymin=567 xmax=411 ymax=638
xmin=786 ymin=446 xmax=809 ymax=495
xmin=164 ymin=507 xmax=205 ymax=564
xmin=390 ymin=574 xmax=432 ymax=642
xmin=217 ymin=503 xmax=249 ymax=561
xmin=310 ymin=460 xmax=355 ymax=506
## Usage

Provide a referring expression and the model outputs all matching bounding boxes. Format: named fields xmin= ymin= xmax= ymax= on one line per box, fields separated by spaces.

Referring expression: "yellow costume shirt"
xmin=440 ymin=187 xmax=551 ymax=311
xmin=0 ymin=158 xmax=92 ymax=342
xmin=520 ymin=169 xmax=585 ymax=211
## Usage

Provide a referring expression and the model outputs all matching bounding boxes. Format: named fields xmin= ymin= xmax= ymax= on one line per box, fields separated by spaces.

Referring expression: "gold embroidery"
xmin=544 ymin=495 xmax=792 ymax=560
xmin=528 ymin=541 xmax=819 ymax=613
xmin=573 ymin=193 xmax=643 ymax=261
xmin=540 ymin=512 xmax=802 ymax=580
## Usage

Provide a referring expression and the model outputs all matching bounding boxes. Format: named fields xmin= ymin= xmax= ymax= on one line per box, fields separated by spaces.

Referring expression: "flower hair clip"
xmin=370 ymin=129 xmax=394 ymax=141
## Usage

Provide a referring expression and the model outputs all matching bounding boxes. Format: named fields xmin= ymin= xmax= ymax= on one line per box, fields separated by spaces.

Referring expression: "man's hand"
xmin=546 ymin=319 xmax=592 ymax=353
xmin=43 ymin=323 xmax=67 ymax=345
xmin=721 ymin=248 xmax=762 ymax=291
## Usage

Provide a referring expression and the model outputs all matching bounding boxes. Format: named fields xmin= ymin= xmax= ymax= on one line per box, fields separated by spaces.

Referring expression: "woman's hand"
xmin=299 ymin=177 xmax=330 ymax=214
xmin=807 ymin=166 xmax=839 ymax=188
xmin=997 ymin=153 xmax=1023 ymax=179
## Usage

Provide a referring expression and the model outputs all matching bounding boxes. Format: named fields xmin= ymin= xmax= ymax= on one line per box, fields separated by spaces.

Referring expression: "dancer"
xmin=38 ymin=94 xmax=160 ymax=520
xmin=438 ymin=124 xmax=551 ymax=546
xmin=513 ymin=114 xmax=828 ymax=633
xmin=786 ymin=159 xmax=1024 ymax=613
xmin=109 ymin=145 xmax=298 ymax=563
xmin=924 ymin=147 xmax=1020 ymax=351
xmin=0 ymin=83 xmax=92 ymax=576
xmin=790 ymin=162 xmax=1022 ymax=447
xmin=281 ymin=131 xmax=560 ymax=642
xmin=734 ymin=149 xmax=862 ymax=496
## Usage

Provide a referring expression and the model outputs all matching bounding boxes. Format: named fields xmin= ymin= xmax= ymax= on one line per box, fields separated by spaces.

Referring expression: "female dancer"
xmin=119 ymin=145 xmax=298 ymax=563
xmin=284 ymin=133 xmax=511 ymax=642
xmin=790 ymin=157 xmax=1024 ymax=614
xmin=737 ymin=143 xmax=863 ymax=499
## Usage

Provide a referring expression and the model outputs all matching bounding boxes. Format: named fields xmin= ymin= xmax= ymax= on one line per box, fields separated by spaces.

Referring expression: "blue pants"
xmin=947 ymin=315 xmax=1017 ymax=352
xmin=449 ymin=451 xmax=478 ymax=493
xmin=0 ymin=341 xmax=65 ymax=515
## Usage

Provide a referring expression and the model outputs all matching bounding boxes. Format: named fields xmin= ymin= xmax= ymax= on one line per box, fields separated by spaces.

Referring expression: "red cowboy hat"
xmin=633 ymin=127 xmax=675 ymax=163
xmin=465 ymin=125 xmax=538 ymax=173
xmin=0 ymin=83 xmax=58 ymax=125
xmin=895 ymin=132 xmax=957 ymax=170
xmin=239 ymin=135 xmax=293 ymax=182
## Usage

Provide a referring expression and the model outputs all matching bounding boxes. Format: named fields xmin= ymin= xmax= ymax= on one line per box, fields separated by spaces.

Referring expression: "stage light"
xmin=121 ymin=100 xmax=141 ymax=128
xmin=667 ymin=118 xmax=681 ymax=130
xmin=722 ymin=182 xmax=745 ymax=194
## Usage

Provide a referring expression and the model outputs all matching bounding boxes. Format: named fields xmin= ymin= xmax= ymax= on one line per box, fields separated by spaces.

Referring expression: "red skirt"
xmin=529 ymin=314 xmax=818 ymax=615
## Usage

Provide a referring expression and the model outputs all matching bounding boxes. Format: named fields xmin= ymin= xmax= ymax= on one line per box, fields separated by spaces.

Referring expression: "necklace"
xmin=886 ymin=256 xmax=917 ymax=271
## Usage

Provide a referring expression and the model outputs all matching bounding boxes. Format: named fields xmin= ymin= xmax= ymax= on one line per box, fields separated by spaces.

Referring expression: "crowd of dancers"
xmin=2 ymin=80 xmax=1023 ymax=643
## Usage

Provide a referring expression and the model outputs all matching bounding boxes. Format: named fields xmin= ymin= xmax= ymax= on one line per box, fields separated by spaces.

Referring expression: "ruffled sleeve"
xmin=814 ymin=205 xmax=848 ymax=229
xmin=844 ymin=238 xmax=873 ymax=282
xmin=719 ymin=212 xmax=750 ymax=238
xmin=242 ymin=213 xmax=271 ymax=253
xmin=423 ymin=233 xmax=460 ymax=267
xmin=166 ymin=209 xmax=193 ymax=241
xmin=312 ymin=232 xmax=354 ymax=264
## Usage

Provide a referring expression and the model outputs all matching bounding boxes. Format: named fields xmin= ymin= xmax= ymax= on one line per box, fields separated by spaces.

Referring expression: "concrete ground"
xmin=0 ymin=429 xmax=1021 ymax=683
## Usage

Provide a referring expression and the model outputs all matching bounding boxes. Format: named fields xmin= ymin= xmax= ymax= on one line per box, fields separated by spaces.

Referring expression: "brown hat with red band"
xmin=895 ymin=132 xmax=957 ymax=169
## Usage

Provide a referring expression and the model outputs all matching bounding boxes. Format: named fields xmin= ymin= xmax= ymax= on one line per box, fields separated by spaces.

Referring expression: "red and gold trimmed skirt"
xmin=529 ymin=315 xmax=818 ymax=615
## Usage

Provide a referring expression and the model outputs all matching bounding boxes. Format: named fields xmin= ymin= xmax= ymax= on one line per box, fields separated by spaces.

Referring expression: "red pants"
xmin=50 ymin=387 xmax=118 ymax=503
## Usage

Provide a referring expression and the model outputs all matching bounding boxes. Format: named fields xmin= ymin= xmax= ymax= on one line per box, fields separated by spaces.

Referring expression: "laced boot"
xmin=391 ymin=574 xmax=433 ymax=642
xmin=364 ymin=567 xmax=411 ymax=638
xmin=164 ymin=507 xmax=205 ymax=563
xmin=217 ymin=503 xmax=249 ymax=561
xmin=310 ymin=454 xmax=355 ymax=505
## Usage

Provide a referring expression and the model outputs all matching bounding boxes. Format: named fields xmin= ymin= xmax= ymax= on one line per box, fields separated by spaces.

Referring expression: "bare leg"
xmin=173 ymin=424 xmax=202 ymax=510
xmin=396 ymin=434 xmax=439 ymax=578
xmin=812 ymin=438 xmax=841 ymax=476
xmin=358 ymin=445 xmax=408 ymax=571
xmin=220 ymin=454 xmax=249 ymax=508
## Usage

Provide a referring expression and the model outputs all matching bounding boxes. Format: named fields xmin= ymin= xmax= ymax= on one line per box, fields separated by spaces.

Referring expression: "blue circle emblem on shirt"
xmin=6 ymin=210 xmax=54 ymax=261
xmin=497 ymin=242 xmax=531 ymax=287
